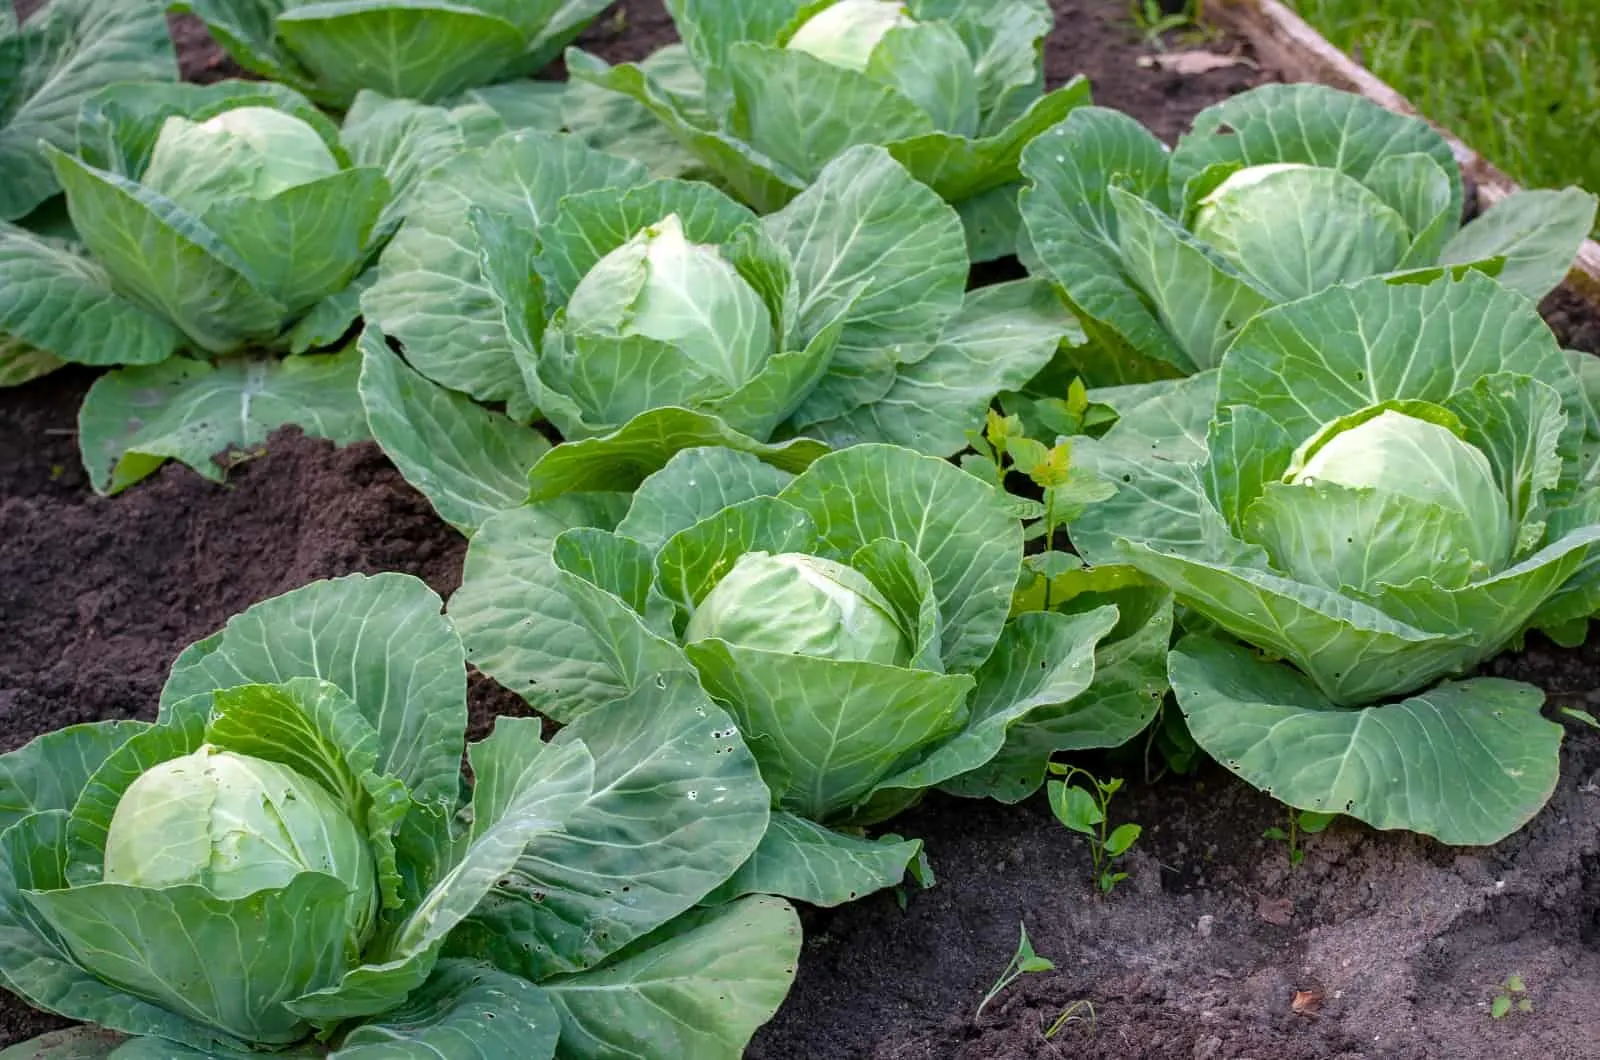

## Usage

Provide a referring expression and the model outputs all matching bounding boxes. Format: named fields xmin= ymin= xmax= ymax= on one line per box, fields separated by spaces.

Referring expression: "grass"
xmin=1287 ymin=0 xmax=1599 ymax=200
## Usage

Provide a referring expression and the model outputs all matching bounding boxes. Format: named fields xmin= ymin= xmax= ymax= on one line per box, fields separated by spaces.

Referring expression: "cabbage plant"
xmin=564 ymin=0 xmax=1090 ymax=260
xmin=450 ymin=443 xmax=1162 ymax=907
xmin=0 ymin=82 xmax=490 ymax=493
xmin=358 ymin=130 xmax=1077 ymax=536
xmin=0 ymin=574 xmax=796 ymax=1058
xmin=1021 ymin=83 xmax=1598 ymax=382
xmin=0 ymin=0 xmax=175 ymax=227
xmin=1067 ymin=272 xmax=1600 ymax=845
xmin=171 ymin=0 xmax=613 ymax=108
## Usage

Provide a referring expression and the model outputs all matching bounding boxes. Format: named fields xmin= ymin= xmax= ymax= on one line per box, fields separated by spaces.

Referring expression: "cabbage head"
xmin=565 ymin=0 xmax=1092 ymax=260
xmin=452 ymin=443 xmax=1154 ymax=909
xmin=0 ymin=574 xmax=793 ymax=1057
xmin=786 ymin=0 xmax=916 ymax=71
xmin=1068 ymin=272 xmax=1600 ymax=846
xmin=546 ymin=212 xmax=779 ymax=428
xmin=1021 ymin=83 xmax=1597 ymax=379
xmin=173 ymin=0 xmax=615 ymax=107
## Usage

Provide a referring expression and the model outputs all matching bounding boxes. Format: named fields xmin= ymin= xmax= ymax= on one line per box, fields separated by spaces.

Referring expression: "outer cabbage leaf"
xmin=78 ymin=347 xmax=369 ymax=495
xmin=0 ymin=0 xmax=176 ymax=221
xmin=1170 ymin=634 xmax=1562 ymax=845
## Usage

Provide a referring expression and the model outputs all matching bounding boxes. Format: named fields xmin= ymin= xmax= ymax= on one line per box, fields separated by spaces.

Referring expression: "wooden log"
xmin=1202 ymin=0 xmax=1600 ymax=304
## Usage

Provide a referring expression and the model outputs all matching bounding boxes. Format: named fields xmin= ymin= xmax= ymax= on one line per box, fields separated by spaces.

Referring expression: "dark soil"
xmin=3 ymin=1 xmax=1599 ymax=1058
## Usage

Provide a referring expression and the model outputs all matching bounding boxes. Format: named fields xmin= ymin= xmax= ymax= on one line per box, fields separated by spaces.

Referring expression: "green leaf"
xmin=1439 ymin=187 xmax=1596 ymax=301
xmin=1066 ymin=372 xmax=1233 ymax=564
xmin=686 ymin=639 xmax=974 ymax=822
xmin=1169 ymin=634 xmax=1562 ymax=845
xmin=947 ymin=580 xmax=1173 ymax=801
xmin=876 ymin=607 xmax=1120 ymax=799
xmin=1108 ymin=185 xmax=1274 ymax=370
xmin=0 ymin=1027 xmax=130 ymax=1060
xmin=955 ymin=181 xmax=1024 ymax=263
xmin=333 ymin=961 xmax=560 ymax=1060
xmin=289 ymin=736 xmax=594 ymax=1026
xmin=659 ymin=0 xmax=798 ymax=71
xmin=48 ymin=151 xmax=287 ymax=355
xmin=524 ymin=407 xmax=829 ymax=502
xmin=205 ymin=680 xmax=409 ymax=911
xmin=541 ymin=895 xmax=800 ymax=1060
xmin=0 ymin=720 xmax=146 ymax=834
xmin=765 ymin=144 xmax=968 ymax=426
xmin=1019 ymin=106 xmax=1189 ymax=377
xmin=1245 ymin=481 xmax=1484 ymax=595
xmin=359 ymin=327 xmax=549 ymax=535
xmin=806 ymin=278 xmax=1075 ymax=456
xmin=451 ymin=674 xmax=770 ymax=977
xmin=778 ymin=444 xmax=1022 ymax=673
xmin=364 ymin=129 xmax=647 ymax=404
xmin=562 ymin=45 xmax=709 ymax=179
xmin=449 ymin=499 xmax=640 ymax=724
xmin=0 ymin=0 xmax=177 ymax=221
xmin=1362 ymin=153 xmax=1456 ymax=268
xmin=1491 ymin=994 xmax=1512 ymax=1020
xmin=0 ymin=812 xmax=245 ymax=1054
xmin=706 ymin=811 xmax=921 ymax=908
xmin=614 ymin=446 xmax=795 ymax=550
xmin=1047 ymin=781 xmax=1102 ymax=834
xmin=564 ymin=50 xmax=805 ymax=213
xmin=27 ymin=874 xmax=353 ymax=1045
xmin=341 ymin=91 xmax=473 ymax=231
xmin=721 ymin=43 xmax=935 ymax=182
xmin=1443 ymin=374 xmax=1566 ymax=541
xmin=655 ymin=496 xmax=815 ymax=614
xmin=0 ymin=337 xmax=64 ymax=387
xmin=287 ymin=268 xmax=374 ymax=354
xmin=204 ymin=166 xmax=388 ymax=317
xmin=1104 ymin=822 xmax=1141 ymax=856
xmin=869 ymin=22 xmax=979 ymax=137
xmin=78 ymin=347 xmax=369 ymax=495
xmin=161 ymin=572 xmax=466 ymax=809
xmin=1116 ymin=540 xmax=1471 ymax=707
xmin=274 ymin=1 xmax=529 ymax=107
xmin=887 ymin=78 xmax=1092 ymax=202
xmin=450 ymin=79 xmax=568 ymax=138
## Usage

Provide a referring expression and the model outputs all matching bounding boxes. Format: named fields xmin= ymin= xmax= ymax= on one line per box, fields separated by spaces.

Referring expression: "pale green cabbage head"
xmin=1293 ymin=409 xmax=1510 ymax=565
xmin=103 ymin=744 xmax=378 ymax=945
xmin=563 ymin=212 xmax=776 ymax=391
xmin=1189 ymin=160 xmax=1411 ymax=296
xmin=787 ymin=0 xmax=916 ymax=71
xmin=684 ymin=551 xmax=912 ymax=665
xmin=141 ymin=106 xmax=341 ymax=215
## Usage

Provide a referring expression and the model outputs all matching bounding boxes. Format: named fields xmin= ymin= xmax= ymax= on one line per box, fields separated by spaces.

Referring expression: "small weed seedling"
xmin=1048 ymin=765 xmax=1141 ymax=893
xmin=1491 ymin=973 xmax=1533 ymax=1019
xmin=1263 ymin=808 xmax=1337 ymax=867
xmin=1560 ymin=706 xmax=1599 ymax=730
xmin=976 ymin=923 xmax=1055 ymax=1021
xmin=1043 ymin=999 xmax=1098 ymax=1040
xmin=1129 ymin=0 xmax=1198 ymax=47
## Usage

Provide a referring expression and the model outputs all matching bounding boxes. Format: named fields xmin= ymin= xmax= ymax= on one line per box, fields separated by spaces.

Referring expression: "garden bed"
xmin=2 ymin=1 xmax=1598 ymax=1057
